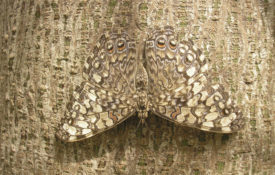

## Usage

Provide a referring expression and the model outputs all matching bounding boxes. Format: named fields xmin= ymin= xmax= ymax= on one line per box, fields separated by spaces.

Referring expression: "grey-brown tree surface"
xmin=0 ymin=0 xmax=274 ymax=174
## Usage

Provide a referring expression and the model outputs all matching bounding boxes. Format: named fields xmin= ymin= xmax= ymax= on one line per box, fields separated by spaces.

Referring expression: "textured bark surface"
xmin=0 ymin=0 xmax=274 ymax=174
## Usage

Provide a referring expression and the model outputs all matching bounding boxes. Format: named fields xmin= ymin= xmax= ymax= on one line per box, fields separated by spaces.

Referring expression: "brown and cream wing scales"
xmin=145 ymin=26 xmax=244 ymax=133
xmin=56 ymin=32 xmax=137 ymax=142
xmin=83 ymin=31 xmax=137 ymax=94
xmin=151 ymin=84 xmax=244 ymax=133
xmin=56 ymin=82 xmax=136 ymax=142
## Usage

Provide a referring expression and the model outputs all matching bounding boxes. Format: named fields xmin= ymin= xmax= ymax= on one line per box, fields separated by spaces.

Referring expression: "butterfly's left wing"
xmin=56 ymin=31 xmax=138 ymax=142
xmin=145 ymin=26 xmax=244 ymax=133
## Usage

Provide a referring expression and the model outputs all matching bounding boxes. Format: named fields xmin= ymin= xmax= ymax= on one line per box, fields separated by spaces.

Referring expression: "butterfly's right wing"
xmin=145 ymin=26 xmax=244 ymax=133
xmin=56 ymin=32 xmax=138 ymax=142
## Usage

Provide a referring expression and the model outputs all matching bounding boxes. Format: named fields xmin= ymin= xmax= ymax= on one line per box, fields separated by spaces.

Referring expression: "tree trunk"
xmin=0 ymin=0 xmax=274 ymax=174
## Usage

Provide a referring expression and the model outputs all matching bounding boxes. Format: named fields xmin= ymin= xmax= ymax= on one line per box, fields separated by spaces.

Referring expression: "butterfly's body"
xmin=56 ymin=26 xmax=244 ymax=142
xmin=135 ymin=62 xmax=150 ymax=123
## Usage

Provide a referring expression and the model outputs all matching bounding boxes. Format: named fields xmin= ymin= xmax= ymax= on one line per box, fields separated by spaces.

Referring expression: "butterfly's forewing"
xmin=145 ymin=27 xmax=244 ymax=133
xmin=83 ymin=32 xmax=137 ymax=94
xmin=56 ymin=32 xmax=137 ymax=142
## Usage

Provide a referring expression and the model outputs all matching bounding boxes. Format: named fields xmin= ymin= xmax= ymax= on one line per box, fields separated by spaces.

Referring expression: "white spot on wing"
xmin=93 ymin=74 xmax=102 ymax=83
xmin=176 ymin=113 xmax=185 ymax=123
xmin=187 ymin=114 xmax=196 ymax=124
xmin=82 ymin=129 xmax=92 ymax=135
xmin=84 ymin=99 xmax=91 ymax=108
xmin=88 ymin=114 xmax=97 ymax=123
xmin=177 ymin=65 xmax=184 ymax=72
xmin=229 ymin=113 xmax=237 ymax=120
xmin=218 ymin=102 xmax=225 ymax=109
xmin=79 ymin=105 xmax=87 ymax=114
xmin=220 ymin=117 xmax=231 ymax=126
xmin=199 ymin=54 xmax=205 ymax=62
xmin=88 ymin=92 xmax=97 ymax=102
xmin=205 ymin=112 xmax=219 ymax=121
xmin=212 ymin=84 xmax=219 ymax=90
xmin=201 ymin=64 xmax=208 ymax=72
xmin=67 ymin=126 xmax=77 ymax=135
xmin=179 ymin=48 xmax=185 ymax=54
xmin=222 ymin=127 xmax=231 ymax=132
xmin=200 ymin=91 xmax=208 ymax=101
xmin=193 ymin=82 xmax=202 ymax=95
xmin=69 ymin=136 xmax=77 ymax=141
xmin=186 ymin=67 xmax=196 ymax=77
xmin=84 ymin=62 xmax=90 ymax=69
xmin=96 ymin=119 xmax=105 ymax=129
xmin=105 ymin=119 xmax=113 ymax=127
xmin=76 ymin=121 xmax=89 ymax=128
xmin=92 ymin=104 xmax=103 ymax=113
xmin=187 ymin=94 xmax=200 ymax=107
xmin=175 ymin=86 xmax=184 ymax=92
xmin=206 ymin=96 xmax=214 ymax=106
xmin=195 ymin=108 xmax=206 ymax=116
xmin=202 ymin=121 xmax=214 ymax=127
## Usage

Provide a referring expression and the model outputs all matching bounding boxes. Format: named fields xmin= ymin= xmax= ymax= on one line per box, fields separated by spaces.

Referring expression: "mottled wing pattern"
xmin=83 ymin=32 xmax=137 ymax=94
xmin=56 ymin=32 xmax=137 ymax=142
xmin=145 ymin=26 xmax=244 ymax=133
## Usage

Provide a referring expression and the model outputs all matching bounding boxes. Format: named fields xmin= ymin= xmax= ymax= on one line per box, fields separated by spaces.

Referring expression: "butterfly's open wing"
xmin=56 ymin=32 xmax=137 ymax=142
xmin=145 ymin=27 xmax=244 ymax=133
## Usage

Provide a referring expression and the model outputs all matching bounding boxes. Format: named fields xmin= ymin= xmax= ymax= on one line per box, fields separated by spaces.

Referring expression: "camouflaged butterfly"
xmin=56 ymin=26 xmax=244 ymax=142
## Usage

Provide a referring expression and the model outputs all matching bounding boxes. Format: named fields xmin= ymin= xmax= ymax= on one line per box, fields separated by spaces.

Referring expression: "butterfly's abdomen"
xmin=135 ymin=63 xmax=150 ymax=120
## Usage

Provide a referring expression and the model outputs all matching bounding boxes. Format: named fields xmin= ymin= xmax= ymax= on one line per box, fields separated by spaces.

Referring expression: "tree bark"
xmin=0 ymin=0 xmax=274 ymax=174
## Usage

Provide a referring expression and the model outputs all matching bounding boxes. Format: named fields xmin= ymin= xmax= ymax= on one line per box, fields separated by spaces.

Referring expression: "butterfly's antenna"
xmin=143 ymin=119 xmax=149 ymax=129
xmin=135 ymin=118 xmax=150 ymax=134
xmin=136 ymin=118 xmax=153 ymax=137
xmin=136 ymin=119 xmax=142 ymax=131
xmin=135 ymin=119 xmax=144 ymax=134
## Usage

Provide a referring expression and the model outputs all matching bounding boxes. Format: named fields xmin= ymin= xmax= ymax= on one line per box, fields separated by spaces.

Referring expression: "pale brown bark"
xmin=0 ymin=0 xmax=274 ymax=174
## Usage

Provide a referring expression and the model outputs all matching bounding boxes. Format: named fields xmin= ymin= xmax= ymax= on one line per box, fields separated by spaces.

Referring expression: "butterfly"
xmin=56 ymin=26 xmax=244 ymax=142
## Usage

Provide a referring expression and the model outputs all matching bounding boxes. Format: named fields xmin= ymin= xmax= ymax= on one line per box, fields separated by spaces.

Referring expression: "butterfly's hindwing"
xmin=145 ymin=27 xmax=244 ymax=133
xmin=56 ymin=82 xmax=136 ymax=142
xmin=152 ymin=84 xmax=243 ymax=133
